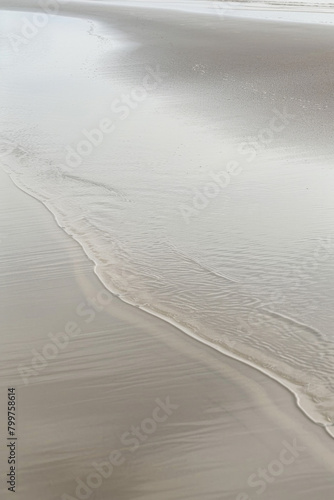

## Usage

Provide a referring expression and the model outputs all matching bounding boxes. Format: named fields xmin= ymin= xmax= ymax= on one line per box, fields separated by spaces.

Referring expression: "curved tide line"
xmin=2 ymin=164 xmax=334 ymax=440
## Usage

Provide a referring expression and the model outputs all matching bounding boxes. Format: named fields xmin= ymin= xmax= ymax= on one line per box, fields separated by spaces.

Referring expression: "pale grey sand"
xmin=1 ymin=164 xmax=334 ymax=499
xmin=2 ymin=0 xmax=334 ymax=427
xmin=1 ymin=1 xmax=334 ymax=499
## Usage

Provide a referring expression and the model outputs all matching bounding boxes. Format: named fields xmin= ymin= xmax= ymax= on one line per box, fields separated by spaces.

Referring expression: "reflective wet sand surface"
xmin=1 ymin=2 xmax=334 ymax=499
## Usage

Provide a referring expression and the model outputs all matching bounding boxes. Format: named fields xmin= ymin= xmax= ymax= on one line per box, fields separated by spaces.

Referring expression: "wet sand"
xmin=1 ymin=160 xmax=334 ymax=499
xmin=1 ymin=1 xmax=334 ymax=499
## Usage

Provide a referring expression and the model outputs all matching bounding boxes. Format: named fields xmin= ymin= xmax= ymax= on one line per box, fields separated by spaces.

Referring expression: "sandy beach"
xmin=1 ymin=165 xmax=334 ymax=498
xmin=1 ymin=1 xmax=334 ymax=499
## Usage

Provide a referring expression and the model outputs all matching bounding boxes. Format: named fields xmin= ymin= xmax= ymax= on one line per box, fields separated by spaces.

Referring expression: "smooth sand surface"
xmin=1 ymin=1 xmax=334 ymax=499
xmin=1 ymin=170 xmax=334 ymax=498
xmin=2 ymin=1 xmax=334 ymax=427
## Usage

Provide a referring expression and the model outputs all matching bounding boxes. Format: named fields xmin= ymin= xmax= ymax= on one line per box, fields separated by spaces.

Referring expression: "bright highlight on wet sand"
xmin=1 ymin=1 xmax=334 ymax=499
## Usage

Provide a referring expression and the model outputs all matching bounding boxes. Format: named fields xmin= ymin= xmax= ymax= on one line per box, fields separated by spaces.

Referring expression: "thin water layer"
xmin=1 ymin=4 xmax=334 ymax=437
